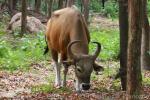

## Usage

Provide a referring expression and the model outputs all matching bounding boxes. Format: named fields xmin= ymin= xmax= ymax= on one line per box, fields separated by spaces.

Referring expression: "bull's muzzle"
xmin=81 ymin=83 xmax=91 ymax=90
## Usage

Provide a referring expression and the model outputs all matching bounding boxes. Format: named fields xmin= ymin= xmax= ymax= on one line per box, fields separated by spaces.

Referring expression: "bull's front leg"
xmin=74 ymin=78 xmax=81 ymax=92
xmin=62 ymin=65 xmax=68 ymax=87
xmin=61 ymin=53 xmax=69 ymax=87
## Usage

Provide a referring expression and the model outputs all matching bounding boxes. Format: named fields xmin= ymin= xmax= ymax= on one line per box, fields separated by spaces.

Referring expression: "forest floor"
xmin=0 ymin=15 xmax=150 ymax=100
xmin=0 ymin=61 xmax=150 ymax=99
xmin=90 ymin=14 xmax=119 ymax=29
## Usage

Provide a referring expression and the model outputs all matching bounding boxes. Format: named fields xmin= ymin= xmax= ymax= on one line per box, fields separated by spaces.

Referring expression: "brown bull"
xmin=45 ymin=6 xmax=103 ymax=92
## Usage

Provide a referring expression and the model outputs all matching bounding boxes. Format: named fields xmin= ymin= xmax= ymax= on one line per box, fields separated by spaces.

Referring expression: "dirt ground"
xmin=90 ymin=14 xmax=119 ymax=29
xmin=0 ymin=60 xmax=150 ymax=100
xmin=0 ymin=61 xmax=113 ymax=99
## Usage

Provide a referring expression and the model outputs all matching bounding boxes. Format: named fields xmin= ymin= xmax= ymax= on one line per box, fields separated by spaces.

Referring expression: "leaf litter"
xmin=0 ymin=61 xmax=150 ymax=100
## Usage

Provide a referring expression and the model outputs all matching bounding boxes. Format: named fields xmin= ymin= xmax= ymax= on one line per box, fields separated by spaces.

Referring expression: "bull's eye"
xmin=77 ymin=68 xmax=82 ymax=73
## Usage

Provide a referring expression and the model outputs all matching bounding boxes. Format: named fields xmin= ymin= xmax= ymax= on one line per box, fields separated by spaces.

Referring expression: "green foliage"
xmin=0 ymin=29 xmax=6 ymax=35
xmin=0 ymin=28 xmax=119 ymax=71
xmin=32 ymin=84 xmax=71 ymax=93
xmin=143 ymin=77 xmax=150 ymax=86
xmin=89 ymin=29 xmax=119 ymax=61
xmin=89 ymin=0 xmax=102 ymax=12
xmin=101 ymin=1 xmax=118 ymax=18
xmin=0 ymin=32 xmax=47 ymax=71
xmin=0 ymin=41 xmax=9 ymax=58
xmin=142 ymin=72 xmax=150 ymax=86
xmin=111 ymin=79 xmax=121 ymax=91
xmin=0 ymin=12 xmax=10 ymax=35
xmin=89 ymin=0 xmax=118 ymax=18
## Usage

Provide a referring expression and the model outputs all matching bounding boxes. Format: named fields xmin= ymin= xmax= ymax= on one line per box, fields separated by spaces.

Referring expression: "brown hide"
xmin=46 ymin=6 xmax=90 ymax=59
xmin=46 ymin=6 xmax=103 ymax=91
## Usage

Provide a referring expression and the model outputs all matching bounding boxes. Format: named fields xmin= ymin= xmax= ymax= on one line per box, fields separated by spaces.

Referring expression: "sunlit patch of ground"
xmin=90 ymin=15 xmax=119 ymax=29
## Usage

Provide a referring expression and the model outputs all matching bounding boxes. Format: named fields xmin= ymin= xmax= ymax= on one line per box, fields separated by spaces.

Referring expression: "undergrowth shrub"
xmin=89 ymin=0 xmax=118 ymax=18
xmin=0 ymin=32 xmax=47 ymax=71
xmin=89 ymin=29 xmax=119 ymax=61
xmin=0 ymin=28 xmax=119 ymax=71
xmin=101 ymin=1 xmax=118 ymax=18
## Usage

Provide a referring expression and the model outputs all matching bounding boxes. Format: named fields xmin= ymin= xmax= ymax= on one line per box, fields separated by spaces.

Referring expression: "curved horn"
xmin=92 ymin=42 xmax=101 ymax=59
xmin=67 ymin=40 xmax=81 ymax=60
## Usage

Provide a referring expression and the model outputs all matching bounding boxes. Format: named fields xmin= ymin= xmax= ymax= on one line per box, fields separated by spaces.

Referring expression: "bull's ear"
xmin=93 ymin=63 xmax=104 ymax=72
xmin=63 ymin=60 xmax=75 ymax=66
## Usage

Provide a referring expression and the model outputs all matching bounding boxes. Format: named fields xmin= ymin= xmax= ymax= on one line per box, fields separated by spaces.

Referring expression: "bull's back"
xmin=46 ymin=7 xmax=90 ymax=53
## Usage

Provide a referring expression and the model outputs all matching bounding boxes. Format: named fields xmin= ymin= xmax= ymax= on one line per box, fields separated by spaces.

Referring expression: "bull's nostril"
xmin=82 ymin=83 xmax=90 ymax=90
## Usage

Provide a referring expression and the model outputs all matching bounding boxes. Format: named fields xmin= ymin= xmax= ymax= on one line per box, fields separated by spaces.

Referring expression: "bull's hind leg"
xmin=51 ymin=49 xmax=61 ymax=87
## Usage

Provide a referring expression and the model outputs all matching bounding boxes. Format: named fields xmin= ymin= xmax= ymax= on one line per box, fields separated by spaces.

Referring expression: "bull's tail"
xmin=44 ymin=45 xmax=49 ymax=55
xmin=44 ymin=35 xmax=49 ymax=55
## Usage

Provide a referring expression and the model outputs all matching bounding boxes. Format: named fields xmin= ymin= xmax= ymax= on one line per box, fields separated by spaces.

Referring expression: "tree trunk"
xmin=102 ymin=0 xmax=105 ymax=8
xmin=48 ymin=0 xmax=53 ymax=18
xmin=127 ymin=0 xmax=142 ymax=99
xmin=5 ymin=0 xmax=17 ymax=15
xmin=21 ymin=0 xmax=27 ymax=36
xmin=66 ymin=0 xmax=75 ymax=7
xmin=80 ymin=0 xmax=83 ymax=12
xmin=8 ymin=0 xmax=13 ymax=14
xmin=35 ymin=0 xmax=41 ymax=13
xmin=82 ymin=0 xmax=90 ymax=24
xmin=58 ymin=0 xmax=63 ymax=9
xmin=141 ymin=0 xmax=150 ymax=70
xmin=0 ymin=0 xmax=7 ymax=9
xmin=118 ymin=0 xmax=128 ymax=91
xmin=12 ymin=0 xmax=17 ymax=10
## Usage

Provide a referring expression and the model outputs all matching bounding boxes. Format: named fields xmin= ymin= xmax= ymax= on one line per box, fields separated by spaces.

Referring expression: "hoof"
xmin=62 ymin=81 xmax=66 ymax=87
xmin=76 ymin=90 xmax=81 ymax=94
xmin=54 ymin=84 xmax=62 ymax=89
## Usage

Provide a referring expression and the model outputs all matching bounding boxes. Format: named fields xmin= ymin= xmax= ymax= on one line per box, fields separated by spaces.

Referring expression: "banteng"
xmin=45 ymin=6 xmax=103 ymax=92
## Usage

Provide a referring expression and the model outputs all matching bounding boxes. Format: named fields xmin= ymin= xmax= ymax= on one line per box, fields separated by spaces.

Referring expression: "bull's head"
xmin=67 ymin=40 xmax=101 ymax=91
